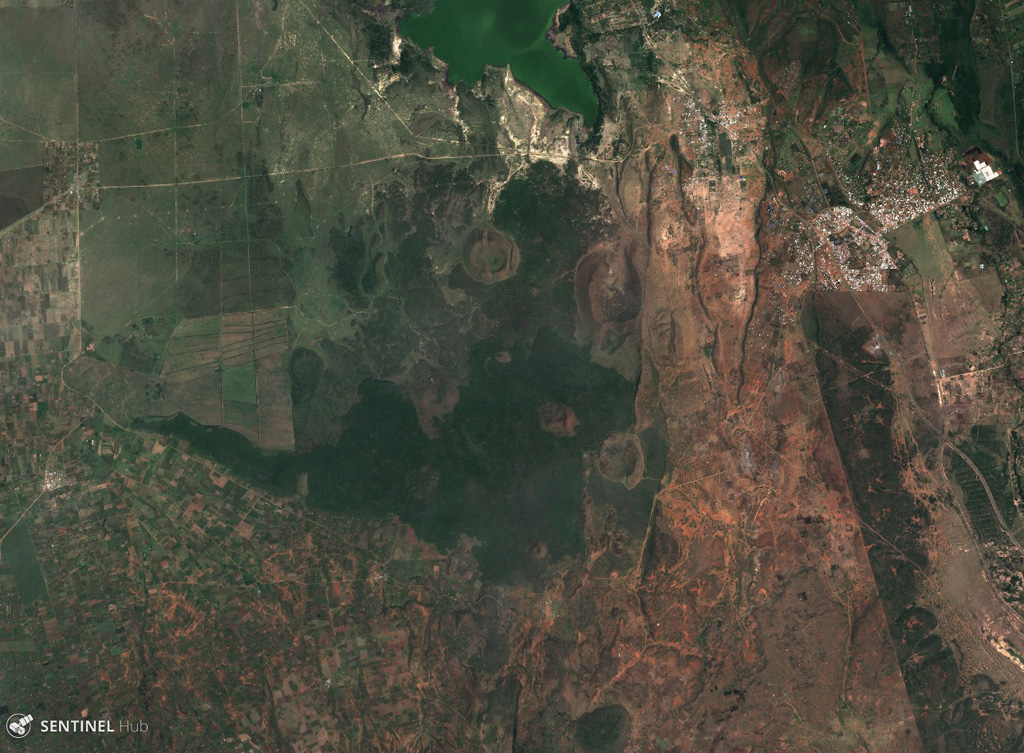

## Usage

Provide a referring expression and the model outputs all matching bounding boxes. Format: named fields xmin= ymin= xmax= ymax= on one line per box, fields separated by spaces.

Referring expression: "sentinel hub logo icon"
xmin=7 ymin=713 xmax=32 ymax=739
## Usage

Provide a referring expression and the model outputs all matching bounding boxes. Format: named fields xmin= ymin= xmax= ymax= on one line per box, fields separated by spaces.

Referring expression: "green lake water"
xmin=399 ymin=0 xmax=598 ymax=122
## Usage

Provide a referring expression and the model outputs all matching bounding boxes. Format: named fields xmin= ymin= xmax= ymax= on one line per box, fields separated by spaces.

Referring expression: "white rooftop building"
xmin=972 ymin=159 xmax=1000 ymax=186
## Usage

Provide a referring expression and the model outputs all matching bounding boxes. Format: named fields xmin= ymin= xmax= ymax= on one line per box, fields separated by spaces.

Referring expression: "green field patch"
xmin=82 ymin=242 xmax=178 ymax=337
xmin=176 ymin=244 xmax=222 ymax=318
xmin=81 ymin=244 xmax=145 ymax=335
xmin=888 ymin=214 xmax=954 ymax=283
xmin=94 ymin=337 xmax=124 ymax=365
xmin=133 ymin=245 xmax=180 ymax=318
xmin=77 ymin=5 xmax=174 ymax=139
xmin=220 ymin=241 xmax=253 ymax=314
xmin=0 ymin=126 xmax=43 ymax=173
xmin=174 ymin=315 xmax=222 ymax=338
xmin=0 ymin=8 xmax=76 ymax=144
xmin=2 ymin=521 xmax=46 ymax=606
xmin=929 ymin=87 xmax=957 ymax=131
xmin=177 ymin=180 xmax=248 ymax=243
xmin=0 ymin=640 xmax=36 ymax=652
xmin=978 ymin=62 xmax=1017 ymax=157
xmin=222 ymin=362 xmax=257 ymax=404
xmin=0 ymin=165 xmax=44 ymax=230
xmin=0 ymin=8 xmax=74 ymax=74
xmin=0 ymin=70 xmax=76 ymax=145
xmin=925 ymin=15 xmax=980 ymax=132
xmin=80 ymin=186 xmax=176 ymax=246
xmin=99 ymin=132 xmax=176 ymax=187
xmin=172 ymin=5 xmax=239 ymax=126
xmin=245 ymin=165 xmax=289 ymax=244
xmin=174 ymin=122 xmax=243 ymax=183
xmin=858 ymin=17 xmax=909 ymax=118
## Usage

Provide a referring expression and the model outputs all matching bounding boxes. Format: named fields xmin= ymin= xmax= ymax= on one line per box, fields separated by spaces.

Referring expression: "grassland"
xmin=929 ymin=88 xmax=958 ymax=131
xmin=888 ymin=214 xmax=955 ymax=284
xmin=222 ymin=362 xmax=257 ymax=404
xmin=0 ymin=8 xmax=76 ymax=171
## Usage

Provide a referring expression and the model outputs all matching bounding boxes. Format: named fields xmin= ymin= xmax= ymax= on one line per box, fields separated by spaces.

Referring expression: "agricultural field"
xmin=959 ymin=425 xmax=1022 ymax=532
xmin=948 ymin=445 xmax=1017 ymax=548
xmin=0 ymin=521 xmax=46 ymax=606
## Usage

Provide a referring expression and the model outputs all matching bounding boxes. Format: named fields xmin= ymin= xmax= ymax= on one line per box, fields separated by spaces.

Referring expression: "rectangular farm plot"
xmin=252 ymin=307 xmax=291 ymax=360
xmin=99 ymin=132 xmax=176 ymax=187
xmin=256 ymin=348 xmax=295 ymax=451
xmin=0 ymin=8 xmax=76 ymax=146
xmin=222 ymin=362 xmax=257 ymax=404
xmin=172 ymin=3 xmax=240 ymax=125
xmin=174 ymin=121 xmax=243 ymax=184
xmin=221 ymin=242 xmax=252 ymax=315
xmin=1 ymin=521 xmax=46 ymax=606
xmin=77 ymin=7 xmax=175 ymax=140
xmin=253 ymin=308 xmax=293 ymax=449
xmin=0 ymin=125 xmax=43 ymax=173
xmin=218 ymin=310 xmax=290 ymax=367
xmin=80 ymin=186 xmax=179 ymax=335
xmin=81 ymin=243 xmax=136 ymax=335
xmin=80 ymin=186 xmax=176 ymax=248
xmin=0 ymin=68 xmax=76 ymax=143
xmin=158 ymin=309 xmax=293 ymax=449
xmin=161 ymin=315 xmax=222 ymax=383
xmin=219 ymin=313 xmax=253 ymax=369
xmin=81 ymin=242 xmax=177 ymax=337
xmin=0 ymin=6 xmax=73 ymax=74
xmin=177 ymin=180 xmax=248 ymax=243
xmin=0 ymin=165 xmax=44 ymax=229
xmin=176 ymin=245 xmax=222 ymax=318
xmin=249 ymin=241 xmax=296 ymax=310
